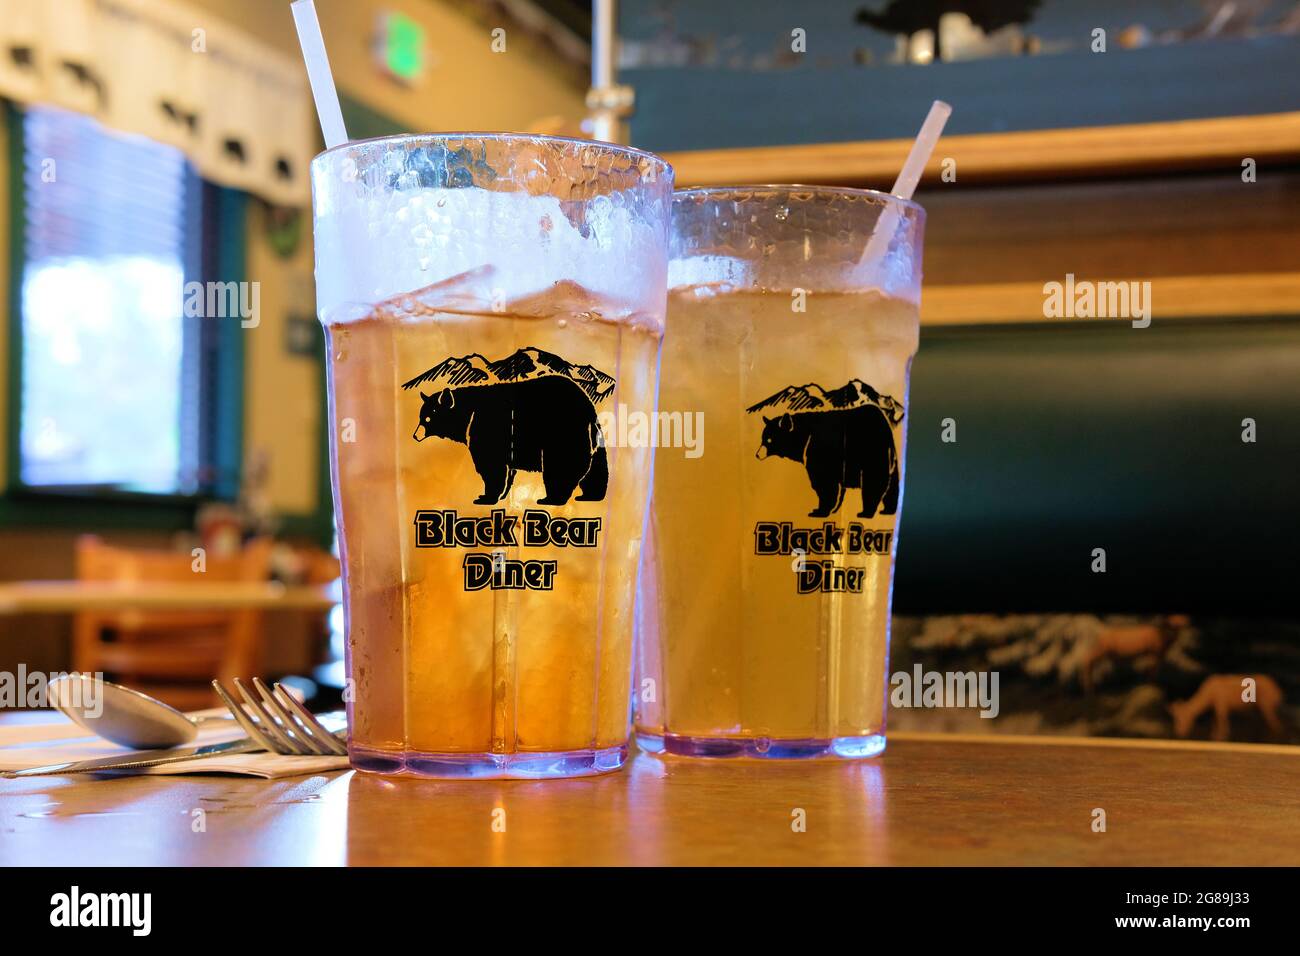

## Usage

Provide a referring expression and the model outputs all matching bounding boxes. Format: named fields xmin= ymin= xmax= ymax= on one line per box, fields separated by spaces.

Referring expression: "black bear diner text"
xmin=754 ymin=520 xmax=893 ymax=594
xmin=414 ymin=508 xmax=601 ymax=591
xmin=415 ymin=509 xmax=601 ymax=548
xmin=462 ymin=553 xmax=557 ymax=591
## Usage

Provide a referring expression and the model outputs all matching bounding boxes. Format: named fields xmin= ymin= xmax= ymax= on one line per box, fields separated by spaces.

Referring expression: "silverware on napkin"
xmin=2 ymin=680 xmax=347 ymax=778
xmin=2 ymin=737 xmax=263 ymax=778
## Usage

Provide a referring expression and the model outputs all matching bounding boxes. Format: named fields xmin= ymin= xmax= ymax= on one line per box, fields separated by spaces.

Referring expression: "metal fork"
xmin=211 ymin=678 xmax=348 ymax=756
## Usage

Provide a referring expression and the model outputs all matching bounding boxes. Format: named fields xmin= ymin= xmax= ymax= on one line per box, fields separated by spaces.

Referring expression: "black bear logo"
xmin=402 ymin=346 xmax=615 ymax=506
xmin=747 ymin=379 xmax=903 ymax=518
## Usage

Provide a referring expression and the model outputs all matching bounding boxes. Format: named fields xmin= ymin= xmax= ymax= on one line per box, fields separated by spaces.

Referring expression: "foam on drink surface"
xmin=315 ymin=186 xmax=667 ymax=332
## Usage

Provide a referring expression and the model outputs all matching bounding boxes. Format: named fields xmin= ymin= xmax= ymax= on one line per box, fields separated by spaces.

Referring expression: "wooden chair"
xmin=72 ymin=535 xmax=273 ymax=711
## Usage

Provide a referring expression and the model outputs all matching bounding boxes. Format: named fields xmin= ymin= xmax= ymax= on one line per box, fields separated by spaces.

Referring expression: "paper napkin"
xmin=0 ymin=710 xmax=349 ymax=779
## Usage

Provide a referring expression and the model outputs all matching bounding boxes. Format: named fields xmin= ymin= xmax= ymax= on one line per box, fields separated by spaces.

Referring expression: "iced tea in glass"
xmin=310 ymin=134 xmax=672 ymax=777
xmin=637 ymin=186 xmax=924 ymax=758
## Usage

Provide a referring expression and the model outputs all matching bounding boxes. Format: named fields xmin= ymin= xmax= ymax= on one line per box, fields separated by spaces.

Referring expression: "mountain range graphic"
xmin=746 ymin=378 xmax=904 ymax=425
xmin=402 ymin=346 xmax=617 ymax=404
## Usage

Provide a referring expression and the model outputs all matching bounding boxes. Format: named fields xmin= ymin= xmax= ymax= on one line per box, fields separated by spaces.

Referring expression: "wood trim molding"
xmin=664 ymin=112 xmax=1300 ymax=188
xmin=889 ymin=730 xmax=1300 ymax=756
xmin=922 ymin=272 xmax=1300 ymax=326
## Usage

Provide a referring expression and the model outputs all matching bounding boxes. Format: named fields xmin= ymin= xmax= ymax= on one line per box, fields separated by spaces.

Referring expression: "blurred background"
xmin=0 ymin=0 xmax=1297 ymax=742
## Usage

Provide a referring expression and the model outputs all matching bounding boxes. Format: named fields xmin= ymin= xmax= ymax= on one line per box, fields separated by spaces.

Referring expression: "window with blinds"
xmin=18 ymin=105 xmax=209 ymax=495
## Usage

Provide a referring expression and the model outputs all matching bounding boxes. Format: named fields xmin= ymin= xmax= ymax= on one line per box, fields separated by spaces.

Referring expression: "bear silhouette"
xmin=749 ymin=382 xmax=902 ymax=518
xmin=404 ymin=348 xmax=611 ymax=506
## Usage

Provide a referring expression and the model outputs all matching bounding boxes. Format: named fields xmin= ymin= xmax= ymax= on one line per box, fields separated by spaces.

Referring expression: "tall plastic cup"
xmin=310 ymin=134 xmax=672 ymax=778
xmin=637 ymin=186 xmax=925 ymax=758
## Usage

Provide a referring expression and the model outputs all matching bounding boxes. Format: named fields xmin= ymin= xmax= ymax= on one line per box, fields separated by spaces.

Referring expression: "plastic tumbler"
xmin=636 ymin=185 xmax=925 ymax=758
xmin=310 ymin=134 xmax=672 ymax=777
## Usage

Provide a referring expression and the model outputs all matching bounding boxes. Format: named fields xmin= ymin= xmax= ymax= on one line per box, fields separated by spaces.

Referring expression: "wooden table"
xmin=2 ymin=729 xmax=1296 ymax=866
xmin=0 ymin=581 xmax=340 ymax=615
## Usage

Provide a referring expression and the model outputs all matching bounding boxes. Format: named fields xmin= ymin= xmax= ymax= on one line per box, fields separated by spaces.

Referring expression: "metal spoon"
xmin=47 ymin=674 xmax=234 ymax=748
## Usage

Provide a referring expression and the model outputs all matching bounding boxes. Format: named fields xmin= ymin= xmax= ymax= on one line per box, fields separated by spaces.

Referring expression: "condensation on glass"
xmin=637 ymin=186 xmax=925 ymax=759
xmin=310 ymin=134 xmax=672 ymax=778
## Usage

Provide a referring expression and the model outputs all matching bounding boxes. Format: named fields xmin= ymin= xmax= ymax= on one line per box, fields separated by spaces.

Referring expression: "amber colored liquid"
xmin=326 ymin=302 xmax=659 ymax=756
xmin=638 ymin=288 xmax=918 ymax=743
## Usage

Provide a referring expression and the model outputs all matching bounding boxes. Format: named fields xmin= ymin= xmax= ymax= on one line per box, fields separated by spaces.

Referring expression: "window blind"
xmin=19 ymin=104 xmax=205 ymax=494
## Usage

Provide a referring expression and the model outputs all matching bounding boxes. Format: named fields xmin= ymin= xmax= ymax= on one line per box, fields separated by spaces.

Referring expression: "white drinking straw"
xmin=291 ymin=0 xmax=350 ymax=149
xmin=890 ymin=100 xmax=952 ymax=199
xmin=858 ymin=100 xmax=952 ymax=267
